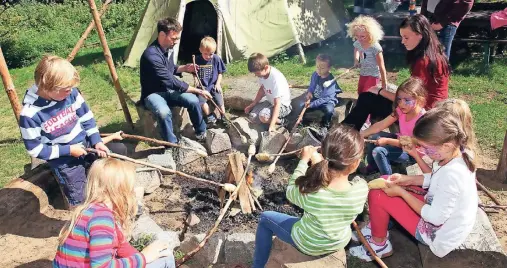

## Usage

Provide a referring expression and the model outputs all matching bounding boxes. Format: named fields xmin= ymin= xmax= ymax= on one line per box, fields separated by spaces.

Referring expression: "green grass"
xmin=1 ymin=39 xmax=506 ymax=187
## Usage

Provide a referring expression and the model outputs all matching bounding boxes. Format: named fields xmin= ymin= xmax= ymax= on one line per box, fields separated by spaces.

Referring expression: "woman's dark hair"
xmin=295 ymin=125 xmax=364 ymax=194
xmin=399 ymin=15 xmax=449 ymax=80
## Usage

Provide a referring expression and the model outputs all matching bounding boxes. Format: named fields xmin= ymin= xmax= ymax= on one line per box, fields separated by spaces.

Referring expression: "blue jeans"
xmin=302 ymin=101 xmax=335 ymax=128
xmin=366 ymin=132 xmax=415 ymax=175
xmin=146 ymin=256 xmax=175 ymax=268
xmin=438 ymin=24 xmax=458 ymax=59
xmin=253 ymin=211 xmax=299 ymax=268
xmin=144 ymin=92 xmax=206 ymax=143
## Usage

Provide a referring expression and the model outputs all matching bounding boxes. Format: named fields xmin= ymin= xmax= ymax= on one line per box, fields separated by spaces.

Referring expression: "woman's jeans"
xmin=366 ymin=132 xmax=415 ymax=175
xmin=253 ymin=211 xmax=299 ymax=268
xmin=438 ymin=24 xmax=458 ymax=59
xmin=144 ymin=91 xmax=206 ymax=143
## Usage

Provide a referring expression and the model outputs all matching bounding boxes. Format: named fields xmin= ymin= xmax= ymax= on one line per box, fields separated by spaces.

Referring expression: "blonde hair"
xmin=34 ymin=55 xmax=80 ymax=92
xmin=200 ymin=36 xmax=217 ymax=52
xmin=346 ymin=15 xmax=384 ymax=44
xmin=413 ymin=110 xmax=477 ymax=172
xmin=434 ymin=99 xmax=479 ymax=160
xmin=247 ymin=53 xmax=269 ymax=72
xmin=58 ymin=158 xmax=138 ymax=245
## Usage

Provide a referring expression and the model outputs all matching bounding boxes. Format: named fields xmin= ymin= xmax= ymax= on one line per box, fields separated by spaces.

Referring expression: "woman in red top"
xmin=342 ymin=14 xmax=450 ymax=131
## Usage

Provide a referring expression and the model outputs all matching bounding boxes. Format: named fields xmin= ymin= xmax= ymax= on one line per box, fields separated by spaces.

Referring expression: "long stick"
xmin=0 ymin=47 xmax=22 ymax=123
xmin=67 ymin=0 xmax=112 ymax=62
xmin=479 ymin=204 xmax=507 ymax=210
xmin=86 ymin=149 xmax=235 ymax=191
xmin=476 ymin=180 xmax=502 ymax=206
xmin=268 ymin=103 xmax=309 ymax=173
xmin=191 ymin=54 xmax=246 ymax=143
xmin=100 ymin=132 xmax=207 ymax=157
xmin=352 ymin=221 xmax=388 ymax=268
xmin=176 ymin=144 xmax=256 ymax=266
xmin=322 ymin=66 xmax=357 ymax=88
xmin=86 ymin=0 xmax=134 ymax=130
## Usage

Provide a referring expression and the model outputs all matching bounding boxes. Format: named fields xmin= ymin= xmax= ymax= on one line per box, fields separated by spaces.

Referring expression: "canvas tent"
xmin=123 ymin=0 xmax=348 ymax=67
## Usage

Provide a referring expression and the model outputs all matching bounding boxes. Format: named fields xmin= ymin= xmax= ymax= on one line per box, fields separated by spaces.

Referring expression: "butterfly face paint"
xmin=417 ymin=144 xmax=442 ymax=160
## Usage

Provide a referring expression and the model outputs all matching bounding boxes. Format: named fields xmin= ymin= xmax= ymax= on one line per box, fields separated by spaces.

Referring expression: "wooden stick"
xmin=100 ymin=132 xmax=207 ymax=157
xmin=479 ymin=204 xmax=507 ymax=210
xmin=86 ymin=0 xmax=134 ymax=130
xmin=289 ymin=85 xmax=309 ymax=89
xmin=247 ymin=184 xmax=263 ymax=211
xmin=67 ymin=0 xmax=112 ymax=62
xmin=191 ymin=54 xmax=246 ymax=143
xmin=497 ymin=130 xmax=507 ymax=183
xmin=0 ymin=47 xmax=22 ymax=123
xmin=268 ymin=103 xmax=309 ymax=173
xmin=86 ymin=149 xmax=234 ymax=191
xmin=364 ymin=139 xmax=377 ymax=144
xmin=176 ymin=144 xmax=256 ymax=266
xmin=476 ymin=180 xmax=503 ymax=206
xmin=352 ymin=221 xmax=388 ymax=268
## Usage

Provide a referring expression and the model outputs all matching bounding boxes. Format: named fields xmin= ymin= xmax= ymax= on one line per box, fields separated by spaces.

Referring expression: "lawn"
xmin=0 ymin=38 xmax=506 ymax=187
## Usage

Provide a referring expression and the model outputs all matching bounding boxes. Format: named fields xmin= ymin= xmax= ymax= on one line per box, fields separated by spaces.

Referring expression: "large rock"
xmin=179 ymin=233 xmax=226 ymax=267
xmin=258 ymin=128 xmax=289 ymax=155
xmin=418 ymin=208 xmax=507 ymax=268
xmin=135 ymin=167 xmax=162 ymax=194
xmin=147 ymin=151 xmax=176 ymax=169
xmin=135 ymin=102 xmax=194 ymax=140
xmin=155 ymin=231 xmax=181 ymax=252
xmin=224 ymin=232 xmax=256 ymax=265
xmin=227 ymin=117 xmax=263 ymax=151
xmin=132 ymin=214 xmax=164 ymax=241
xmin=205 ymin=129 xmax=232 ymax=154
xmin=175 ymin=137 xmax=207 ymax=166
xmin=266 ymin=238 xmax=346 ymax=268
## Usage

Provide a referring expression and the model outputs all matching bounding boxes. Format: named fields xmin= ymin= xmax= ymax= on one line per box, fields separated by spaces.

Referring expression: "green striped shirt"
xmin=286 ymin=160 xmax=368 ymax=256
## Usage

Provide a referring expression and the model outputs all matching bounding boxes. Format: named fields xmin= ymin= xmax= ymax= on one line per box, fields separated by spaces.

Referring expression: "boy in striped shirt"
xmin=19 ymin=55 xmax=114 ymax=206
xmin=253 ymin=125 xmax=368 ymax=267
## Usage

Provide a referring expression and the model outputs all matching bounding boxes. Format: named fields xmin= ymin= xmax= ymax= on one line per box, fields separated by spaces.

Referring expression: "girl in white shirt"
xmin=350 ymin=108 xmax=478 ymax=260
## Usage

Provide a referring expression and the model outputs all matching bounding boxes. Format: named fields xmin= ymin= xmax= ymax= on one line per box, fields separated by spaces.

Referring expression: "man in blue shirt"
xmin=140 ymin=17 xmax=212 ymax=143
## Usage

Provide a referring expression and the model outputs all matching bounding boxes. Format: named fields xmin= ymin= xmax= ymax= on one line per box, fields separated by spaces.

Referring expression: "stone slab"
xmin=179 ymin=232 xmax=226 ymax=267
xmin=175 ymin=137 xmax=207 ymax=166
xmin=147 ymin=152 xmax=176 ymax=169
xmin=135 ymin=168 xmax=162 ymax=194
xmin=132 ymin=214 xmax=164 ymax=241
xmin=135 ymin=102 xmax=194 ymax=140
xmin=224 ymin=232 xmax=256 ymax=265
xmin=206 ymin=128 xmax=232 ymax=154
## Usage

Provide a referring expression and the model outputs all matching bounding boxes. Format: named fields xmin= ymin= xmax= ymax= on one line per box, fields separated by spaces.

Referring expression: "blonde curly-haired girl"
xmin=346 ymin=16 xmax=388 ymax=95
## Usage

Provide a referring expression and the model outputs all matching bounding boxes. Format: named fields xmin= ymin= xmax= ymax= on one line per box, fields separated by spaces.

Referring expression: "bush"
xmin=0 ymin=0 xmax=146 ymax=68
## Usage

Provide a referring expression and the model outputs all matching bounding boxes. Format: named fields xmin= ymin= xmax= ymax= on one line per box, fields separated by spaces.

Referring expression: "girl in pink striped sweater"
xmin=54 ymin=158 xmax=175 ymax=268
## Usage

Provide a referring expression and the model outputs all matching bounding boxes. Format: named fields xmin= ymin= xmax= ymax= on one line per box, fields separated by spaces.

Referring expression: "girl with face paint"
xmin=359 ymin=77 xmax=427 ymax=175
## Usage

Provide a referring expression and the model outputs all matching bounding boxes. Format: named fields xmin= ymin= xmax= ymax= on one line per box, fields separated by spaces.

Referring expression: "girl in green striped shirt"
xmin=253 ymin=125 xmax=369 ymax=267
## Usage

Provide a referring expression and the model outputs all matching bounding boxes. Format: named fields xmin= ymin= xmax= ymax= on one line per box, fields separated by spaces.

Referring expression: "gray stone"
xmin=227 ymin=117 xmax=262 ymax=151
xmin=186 ymin=213 xmax=201 ymax=227
xmin=224 ymin=232 xmax=256 ymax=265
xmin=147 ymin=152 xmax=176 ymax=169
xmin=205 ymin=129 xmax=232 ymax=154
xmin=179 ymin=232 xmax=226 ymax=266
xmin=135 ymin=168 xmax=162 ymax=194
xmin=155 ymin=231 xmax=181 ymax=251
xmin=175 ymin=136 xmax=207 ymax=166
xmin=266 ymin=238 xmax=346 ymax=268
xmin=30 ymin=157 xmax=46 ymax=170
xmin=258 ymin=129 xmax=289 ymax=155
xmin=418 ymin=208 xmax=507 ymax=268
xmin=132 ymin=214 xmax=164 ymax=241
xmin=285 ymin=127 xmax=322 ymax=153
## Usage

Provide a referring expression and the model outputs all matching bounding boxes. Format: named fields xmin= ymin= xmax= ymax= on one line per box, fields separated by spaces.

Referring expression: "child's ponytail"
xmin=295 ymin=125 xmax=364 ymax=194
xmin=457 ymin=129 xmax=476 ymax=173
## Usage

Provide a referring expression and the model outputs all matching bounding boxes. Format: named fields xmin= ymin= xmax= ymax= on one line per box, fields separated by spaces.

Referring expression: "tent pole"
xmin=216 ymin=11 xmax=223 ymax=58
xmin=284 ymin=1 xmax=306 ymax=65
xmin=67 ymin=0 xmax=113 ymax=62
xmin=86 ymin=0 xmax=134 ymax=130
xmin=173 ymin=1 xmax=186 ymax=64
xmin=0 ymin=47 xmax=22 ymax=123
xmin=296 ymin=43 xmax=307 ymax=65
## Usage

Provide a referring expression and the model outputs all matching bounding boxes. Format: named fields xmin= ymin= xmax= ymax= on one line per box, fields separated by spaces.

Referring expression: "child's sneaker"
xmin=207 ymin=114 xmax=217 ymax=127
xmin=349 ymin=237 xmax=393 ymax=261
xmin=196 ymin=132 xmax=206 ymax=141
xmin=351 ymin=222 xmax=390 ymax=243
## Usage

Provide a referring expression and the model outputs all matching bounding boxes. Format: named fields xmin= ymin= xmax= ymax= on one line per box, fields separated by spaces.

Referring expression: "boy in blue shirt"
xmin=19 ymin=55 xmax=124 ymax=206
xmin=303 ymin=54 xmax=342 ymax=132
xmin=194 ymin=36 xmax=227 ymax=126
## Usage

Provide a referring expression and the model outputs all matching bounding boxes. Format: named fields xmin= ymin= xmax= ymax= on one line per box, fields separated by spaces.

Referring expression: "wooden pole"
xmin=497 ymin=130 xmax=507 ymax=183
xmin=216 ymin=11 xmax=223 ymax=58
xmin=86 ymin=0 xmax=134 ymax=130
xmin=172 ymin=1 xmax=186 ymax=64
xmin=67 ymin=0 xmax=113 ymax=62
xmin=0 ymin=47 xmax=22 ymax=123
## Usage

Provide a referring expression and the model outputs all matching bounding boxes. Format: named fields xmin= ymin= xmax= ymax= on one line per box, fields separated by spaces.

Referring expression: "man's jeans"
xmin=144 ymin=91 xmax=206 ymax=143
xmin=253 ymin=211 xmax=299 ymax=268
xmin=438 ymin=24 xmax=458 ymax=59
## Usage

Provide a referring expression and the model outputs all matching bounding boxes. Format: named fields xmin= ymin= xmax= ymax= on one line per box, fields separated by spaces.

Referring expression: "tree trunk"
xmin=497 ymin=129 xmax=507 ymax=183
xmin=86 ymin=0 xmax=134 ymax=130
xmin=0 ymin=47 xmax=22 ymax=123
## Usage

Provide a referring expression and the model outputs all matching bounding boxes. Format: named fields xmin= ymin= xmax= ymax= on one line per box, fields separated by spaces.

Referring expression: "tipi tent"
xmin=123 ymin=0 xmax=348 ymax=67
